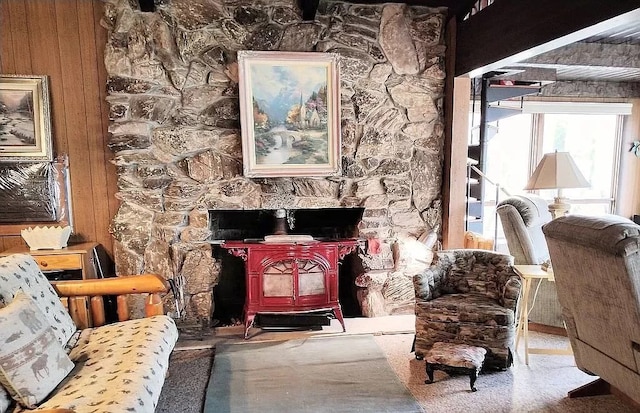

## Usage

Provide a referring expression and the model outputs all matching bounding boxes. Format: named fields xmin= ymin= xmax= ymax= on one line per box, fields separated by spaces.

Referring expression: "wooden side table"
xmin=1 ymin=242 xmax=100 ymax=328
xmin=0 ymin=242 xmax=99 ymax=280
xmin=514 ymin=264 xmax=573 ymax=365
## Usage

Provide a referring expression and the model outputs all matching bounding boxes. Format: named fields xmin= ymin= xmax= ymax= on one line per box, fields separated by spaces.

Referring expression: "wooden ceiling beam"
xmin=455 ymin=0 xmax=640 ymax=77
xmin=299 ymin=0 xmax=320 ymax=21
xmin=339 ymin=0 xmax=456 ymax=6
xmin=138 ymin=0 xmax=155 ymax=12
xmin=328 ymin=0 xmax=469 ymax=19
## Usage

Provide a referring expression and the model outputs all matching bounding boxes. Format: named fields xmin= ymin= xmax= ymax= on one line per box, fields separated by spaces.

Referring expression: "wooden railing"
xmin=52 ymin=274 xmax=169 ymax=329
xmin=465 ymin=0 xmax=495 ymax=19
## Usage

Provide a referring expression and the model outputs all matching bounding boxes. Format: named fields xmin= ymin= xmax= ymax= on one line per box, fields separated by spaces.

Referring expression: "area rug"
xmin=204 ymin=334 xmax=423 ymax=413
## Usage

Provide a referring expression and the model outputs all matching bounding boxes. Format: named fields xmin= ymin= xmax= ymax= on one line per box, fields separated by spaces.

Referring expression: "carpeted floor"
xmin=204 ymin=335 xmax=422 ymax=413
xmin=156 ymin=316 xmax=637 ymax=413
xmin=157 ymin=349 xmax=215 ymax=413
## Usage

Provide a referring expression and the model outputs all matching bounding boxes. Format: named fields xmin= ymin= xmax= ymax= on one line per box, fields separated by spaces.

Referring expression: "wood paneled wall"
xmin=0 ymin=0 xmax=117 ymax=256
xmin=618 ymin=98 xmax=640 ymax=219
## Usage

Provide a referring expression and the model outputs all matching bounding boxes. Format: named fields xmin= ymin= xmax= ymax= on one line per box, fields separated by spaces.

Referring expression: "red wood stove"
xmin=222 ymin=239 xmax=360 ymax=339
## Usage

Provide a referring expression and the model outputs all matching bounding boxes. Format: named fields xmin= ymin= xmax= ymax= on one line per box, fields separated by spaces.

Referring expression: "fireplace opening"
xmin=208 ymin=208 xmax=364 ymax=241
xmin=210 ymin=208 xmax=365 ymax=328
xmin=338 ymin=253 xmax=363 ymax=317
xmin=211 ymin=253 xmax=246 ymax=326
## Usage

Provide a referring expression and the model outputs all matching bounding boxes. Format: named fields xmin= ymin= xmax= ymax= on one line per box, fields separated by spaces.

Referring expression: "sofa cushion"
xmin=415 ymin=293 xmax=515 ymax=326
xmin=414 ymin=293 xmax=516 ymax=369
xmin=0 ymin=254 xmax=77 ymax=346
xmin=35 ymin=315 xmax=179 ymax=413
xmin=0 ymin=291 xmax=75 ymax=408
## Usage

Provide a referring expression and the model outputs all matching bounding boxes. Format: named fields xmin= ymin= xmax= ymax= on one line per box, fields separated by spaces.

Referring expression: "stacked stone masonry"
xmin=103 ymin=0 xmax=446 ymax=324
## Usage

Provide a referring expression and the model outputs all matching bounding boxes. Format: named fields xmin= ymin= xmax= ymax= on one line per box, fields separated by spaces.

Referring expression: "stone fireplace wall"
xmin=103 ymin=0 xmax=446 ymax=325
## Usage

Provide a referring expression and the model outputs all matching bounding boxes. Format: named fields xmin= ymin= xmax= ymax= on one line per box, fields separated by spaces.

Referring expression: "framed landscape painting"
xmin=0 ymin=74 xmax=53 ymax=162
xmin=238 ymin=51 xmax=341 ymax=177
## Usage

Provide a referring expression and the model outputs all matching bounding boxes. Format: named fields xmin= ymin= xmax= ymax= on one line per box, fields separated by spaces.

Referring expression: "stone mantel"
xmin=104 ymin=0 xmax=446 ymax=325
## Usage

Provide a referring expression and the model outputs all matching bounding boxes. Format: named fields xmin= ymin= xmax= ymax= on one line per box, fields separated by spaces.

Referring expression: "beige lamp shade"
xmin=524 ymin=151 xmax=589 ymax=219
xmin=524 ymin=151 xmax=589 ymax=190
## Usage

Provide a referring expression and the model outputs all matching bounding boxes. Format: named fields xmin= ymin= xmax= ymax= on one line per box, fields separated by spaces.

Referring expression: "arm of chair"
xmin=32 ymin=410 xmax=75 ymax=413
xmin=500 ymin=270 xmax=522 ymax=313
xmin=413 ymin=259 xmax=449 ymax=301
xmin=51 ymin=274 xmax=170 ymax=329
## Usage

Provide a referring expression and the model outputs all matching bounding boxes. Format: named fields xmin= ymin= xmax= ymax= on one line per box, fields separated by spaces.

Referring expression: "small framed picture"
xmin=0 ymin=74 xmax=53 ymax=161
xmin=238 ymin=51 xmax=341 ymax=177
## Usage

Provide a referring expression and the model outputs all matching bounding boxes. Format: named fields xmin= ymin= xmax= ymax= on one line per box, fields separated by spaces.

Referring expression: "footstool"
xmin=424 ymin=342 xmax=487 ymax=392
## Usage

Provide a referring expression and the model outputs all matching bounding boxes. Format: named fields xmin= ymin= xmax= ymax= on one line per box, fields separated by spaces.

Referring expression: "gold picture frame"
xmin=0 ymin=74 xmax=53 ymax=161
xmin=238 ymin=51 xmax=341 ymax=178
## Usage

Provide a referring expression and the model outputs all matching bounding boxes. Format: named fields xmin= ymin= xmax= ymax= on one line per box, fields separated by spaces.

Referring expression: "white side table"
xmin=514 ymin=264 xmax=573 ymax=365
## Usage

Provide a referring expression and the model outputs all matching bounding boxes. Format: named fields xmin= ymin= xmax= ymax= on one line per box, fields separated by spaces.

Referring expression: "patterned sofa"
xmin=413 ymin=249 xmax=522 ymax=369
xmin=0 ymin=254 xmax=179 ymax=413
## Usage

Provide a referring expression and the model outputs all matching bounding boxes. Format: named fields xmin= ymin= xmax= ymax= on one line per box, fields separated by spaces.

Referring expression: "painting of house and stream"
xmin=0 ymin=75 xmax=53 ymax=161
xmin=238 ymin=51 xmax=340 ymax=177
xmin=0 ymin=90 xmax=35 ymax=146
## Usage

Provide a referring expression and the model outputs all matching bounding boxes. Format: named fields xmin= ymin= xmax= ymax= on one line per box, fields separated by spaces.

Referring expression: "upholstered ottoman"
xmin=424 ymin=342 xmax=487 ymax=392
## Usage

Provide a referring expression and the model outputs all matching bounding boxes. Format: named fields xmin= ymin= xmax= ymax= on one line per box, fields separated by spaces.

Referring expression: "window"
xmin=478 ymin=103 xmax=627 ymax=247
xmin=539 ymin=114 xmax=619 ymax=215
xmin=483 ymin=114 xmax=532 ymax=243
xmin=485 ymin=114 xmax=532 ymax=200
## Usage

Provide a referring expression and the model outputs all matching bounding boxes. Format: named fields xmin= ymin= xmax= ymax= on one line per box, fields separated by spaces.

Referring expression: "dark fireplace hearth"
xmin=208 ymin=208 xmax=365 ymax=241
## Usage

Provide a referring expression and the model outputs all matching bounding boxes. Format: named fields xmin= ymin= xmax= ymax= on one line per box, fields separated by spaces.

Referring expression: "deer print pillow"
xmin=0 ymin=290 xmax=74 ymax=408
xmin=0 ymin=254 xmax=77 ymax=345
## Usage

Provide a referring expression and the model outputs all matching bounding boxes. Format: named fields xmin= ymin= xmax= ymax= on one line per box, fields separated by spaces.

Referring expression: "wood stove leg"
xmin=470 ymin=368 xmax=479 ymax=392
xmin=333 ymin=305 xmax=346 ymax=332
xmin=425 ymin=363 xmax=435 ymax=384
xmin=244 ymin=312 xmax=256 ymax=339
xmin=568 ymin=378 xmax=611 ymax=398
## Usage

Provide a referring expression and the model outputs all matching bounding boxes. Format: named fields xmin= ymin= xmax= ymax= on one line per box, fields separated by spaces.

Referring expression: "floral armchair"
xmin=413 ymin=249 xmax=521 ymax=369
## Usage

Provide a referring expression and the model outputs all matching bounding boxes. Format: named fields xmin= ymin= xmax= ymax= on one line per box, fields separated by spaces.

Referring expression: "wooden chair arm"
xmin=52 ymin=274 xmax=169 ymax=297
xmin=51 ymin=274 xmax=170 ymax=329
xmin=34 ymin=410 xmax=75 ymax=413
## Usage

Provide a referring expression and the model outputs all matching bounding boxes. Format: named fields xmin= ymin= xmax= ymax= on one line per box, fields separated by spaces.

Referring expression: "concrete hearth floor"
xmin=175 ymin=314 xmax=416 ymax=350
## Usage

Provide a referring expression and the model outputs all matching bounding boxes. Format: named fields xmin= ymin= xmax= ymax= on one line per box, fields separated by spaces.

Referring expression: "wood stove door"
xmin=295 ymin=257 xmax=329 ymax=306
xmin=256 ymin=249 xmax=331 ymax=309
xmin=260 ymin=258 xmax=296 ymax=306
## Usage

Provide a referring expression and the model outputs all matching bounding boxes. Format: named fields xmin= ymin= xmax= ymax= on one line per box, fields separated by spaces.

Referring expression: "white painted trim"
xmin=490 ymin=101 xmax=633 ymax=115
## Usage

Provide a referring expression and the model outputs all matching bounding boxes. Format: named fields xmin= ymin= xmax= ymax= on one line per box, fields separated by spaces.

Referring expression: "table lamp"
xmin=524 ymin=151 xmax=589 ymax=219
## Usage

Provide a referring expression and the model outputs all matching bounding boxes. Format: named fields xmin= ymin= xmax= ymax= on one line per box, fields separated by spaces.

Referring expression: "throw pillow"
xmin=0 ymin=290 xmax=75 ymax=408
xmin=392 ymin=234 xmax=434 ymax=274
xmin=0 ymin=254 xmax=77 ymax=345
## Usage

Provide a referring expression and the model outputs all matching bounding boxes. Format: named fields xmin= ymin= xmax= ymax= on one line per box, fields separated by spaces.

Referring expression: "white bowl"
xmin=21 ymin=226 xmax=72 ymax=250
